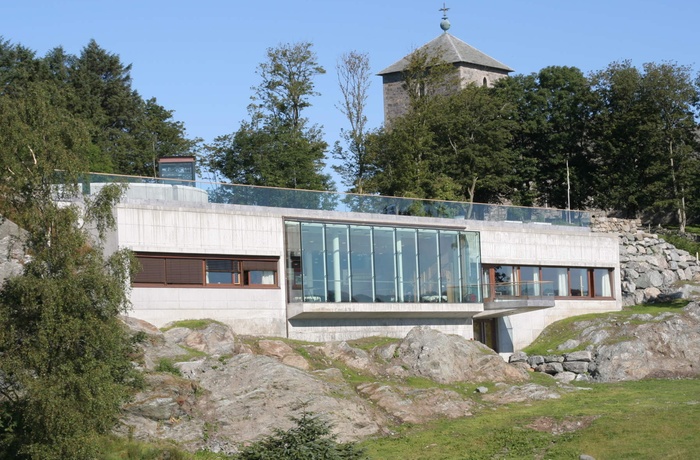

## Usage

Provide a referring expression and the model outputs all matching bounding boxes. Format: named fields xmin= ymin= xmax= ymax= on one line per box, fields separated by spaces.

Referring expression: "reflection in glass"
xmin=541 ymin=267 xmax=568 ymax=296
xmin=285 ymin=221 xmax=481 ymax=304
xmin=570 ymin=268 xmax=589 ymax=296
xmin=594 ymin=268 xmax=612 ymax=297
xmin=374 ymin=227 xmax=397 ymax=302
xmin=418 ymin=230 xmax=441 ymax=302
xmin=519 ymin=266 xmax=540 ymax=296
xmin=325 ymin=224 xmax=350 ymax=302
xmin=301 ymin=223 xmax=326 ymax=301
xmin=350 ymin=226 xmax=374 ymax=302
xmin=440 ymin=231 xmax=461 ymax=302
xmin=396 ymin=229 xmax=418 ymax=302
xmin=494 ymin=265 xmax=516 ymax=297
xmin=285 ymin=222 xmax=302 ymax=301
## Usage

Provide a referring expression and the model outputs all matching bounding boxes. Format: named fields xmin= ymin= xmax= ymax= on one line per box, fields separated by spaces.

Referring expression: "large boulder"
xmin=391 ymin=327 xmax=528 ymax=384
xmin=591 ymin=302 xmax=700 ymax=382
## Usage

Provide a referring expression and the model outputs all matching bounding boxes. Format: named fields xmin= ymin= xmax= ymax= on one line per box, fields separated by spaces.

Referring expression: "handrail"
xmin=80 ymin=172 xmax=591 ymax=227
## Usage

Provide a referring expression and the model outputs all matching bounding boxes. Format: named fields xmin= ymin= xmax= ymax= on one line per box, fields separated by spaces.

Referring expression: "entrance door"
xmin=474 ymin=318 xmax=498 ymax=351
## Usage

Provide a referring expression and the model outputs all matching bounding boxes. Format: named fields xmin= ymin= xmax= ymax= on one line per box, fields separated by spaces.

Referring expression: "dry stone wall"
xmin=591 ymin=216 xmax=700 ymax=305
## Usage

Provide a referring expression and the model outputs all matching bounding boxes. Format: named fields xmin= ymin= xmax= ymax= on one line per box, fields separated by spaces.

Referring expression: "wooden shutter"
xmin=243 ymin=260 xmax=277 ymax=271
xmin=133 ymin=257 xmax=166 ymax=284
xmin=166 ymin=258 xmax=203 ymax=285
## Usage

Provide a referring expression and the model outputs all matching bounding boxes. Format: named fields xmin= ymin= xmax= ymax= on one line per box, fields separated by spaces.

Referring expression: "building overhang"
xmin=474 ymin=297 xmax=556 ymax=319
xmin=287 ymin=302 xmax=484 ymax=320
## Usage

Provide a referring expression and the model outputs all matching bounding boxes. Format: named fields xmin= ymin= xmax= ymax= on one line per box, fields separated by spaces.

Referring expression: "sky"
xmin=2 ymin=0 xmax=699 ymax=188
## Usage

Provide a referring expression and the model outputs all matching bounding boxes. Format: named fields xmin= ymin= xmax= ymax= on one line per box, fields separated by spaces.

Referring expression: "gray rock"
xmin=536 ymin=362 xmax=564 ymax=374
xmin=544 ymin=355 xmax=565 ymax=363
xmin=554 ymin=371 xmax=576 ymax=383
xmin=563 ymin=361 xmax=589 ymax=374
xmin=475 ymin=386 xmax=488 ymax=394
xmin=557 ymin=339 xmax=581 ymax=351
xmin=509 ymin=351 xmax=528 ymax=363
xmin=528 ymin=355 xmax=545 ymax=367
xmin=564 ymin=351 xmax=592 ymax=362
xmin=393 ymin=327 xmax=528 ymax=384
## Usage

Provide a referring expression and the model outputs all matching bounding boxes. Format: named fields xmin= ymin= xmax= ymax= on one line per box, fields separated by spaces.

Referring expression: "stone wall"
xmin=590 ymin=216 xmax=700 ymax=305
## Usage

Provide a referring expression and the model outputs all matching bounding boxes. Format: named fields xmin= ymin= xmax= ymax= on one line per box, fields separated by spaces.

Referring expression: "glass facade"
xmin=285 ymin=221 xmax=481 ymax=303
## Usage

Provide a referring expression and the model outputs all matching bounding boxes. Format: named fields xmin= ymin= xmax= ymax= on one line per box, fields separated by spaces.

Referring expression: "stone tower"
xmin=378 ymin=8 xmax=513 ymax=125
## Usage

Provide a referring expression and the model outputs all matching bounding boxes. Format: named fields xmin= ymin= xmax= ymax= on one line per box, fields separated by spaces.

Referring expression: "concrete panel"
xmin=288 ymin=317 xmax=473 ymax=342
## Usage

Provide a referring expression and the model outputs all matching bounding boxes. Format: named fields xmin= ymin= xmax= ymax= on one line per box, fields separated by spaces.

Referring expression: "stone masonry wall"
xmin=591 ymin=216 xmax=700 ymax=305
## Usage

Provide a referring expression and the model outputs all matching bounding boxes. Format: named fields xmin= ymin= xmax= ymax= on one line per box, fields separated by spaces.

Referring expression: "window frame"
xmin=482 ymin=265 xmax=614 ymax=300
xmin=132 ymin=253 xmax=279 ymax=289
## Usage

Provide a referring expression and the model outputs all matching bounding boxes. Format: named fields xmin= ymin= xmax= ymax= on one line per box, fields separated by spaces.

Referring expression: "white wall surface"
xmin=111 ymin=199 xmax=621 ymax=344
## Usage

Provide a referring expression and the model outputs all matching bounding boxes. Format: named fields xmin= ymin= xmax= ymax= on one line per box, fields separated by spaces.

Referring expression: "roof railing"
xmin=81 ymin=172 xmax=591 ymax=227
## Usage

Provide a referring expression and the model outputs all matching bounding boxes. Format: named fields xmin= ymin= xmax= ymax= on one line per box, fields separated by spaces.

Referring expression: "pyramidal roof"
xmin=378 ymin=33 xmax=513 ymax=75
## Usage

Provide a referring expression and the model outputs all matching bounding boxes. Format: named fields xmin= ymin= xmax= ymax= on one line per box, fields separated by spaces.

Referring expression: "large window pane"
xmin=349 ymin=226 xmax=374 ymax=302
xmin=519 ymin=266 xmax=540 ymax=296
xmin=325 ymin=224 xmax=350 ymax=302
xmin=570 ymin=268 xmax=589 ymax=296
xmin=396 ymin=229 xmax=418 ymax=302
xmin=206 ymin=259 xmax=234 ymax=284
xmin=439 ymin=231 xmax=461 ymax=302
xmin=541 ymin=267 xmax=568 ymax=296
xmin=418 ymin=230 xmax=441 ymax=301
xmin=462 ymin=233 xmax=481 ymax=302
xmin=285 ymin=221 xmax=303 ymax=301
xmin=594 ymin=268 xmax=612 ymax=297
xmin=494 ymin=265 xmax=516 ymax=297
xmin=301 ymin=223 xmax=326 ymax=302
xmin=373 ymin=227 xmax=397 ymax=302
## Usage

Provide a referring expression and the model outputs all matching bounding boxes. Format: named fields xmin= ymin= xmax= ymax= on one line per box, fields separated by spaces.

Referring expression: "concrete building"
xmin=97 ymin=11 xmax=620 ymax=354
xmin=97 ymin=179 xmax=621 ymax=355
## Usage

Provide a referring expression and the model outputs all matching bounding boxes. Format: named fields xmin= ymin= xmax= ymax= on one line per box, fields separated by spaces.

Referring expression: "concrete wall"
xmin=109 ymin=198 xmax=621 ymax=346
xmin=113 ymin=201 xmax=288 ymax=335
xmin=288 ymin=317 xmax=473 ymax=342
xmin=476 ymin=221 xmax=622 ymax=351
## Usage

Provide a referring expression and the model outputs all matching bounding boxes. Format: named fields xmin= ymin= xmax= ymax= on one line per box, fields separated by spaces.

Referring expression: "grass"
xmin=523 ymin=299 xmax=690 ymax=355
xmin=98 ymin=435 xmax=230 ymax=459
xmin=360 ymin=378 xmax=700 ymax=459
xmin=160 ymin=319 xmax=225 ymax=332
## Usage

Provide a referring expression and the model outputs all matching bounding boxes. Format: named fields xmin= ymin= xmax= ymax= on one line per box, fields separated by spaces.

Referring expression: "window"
xmin=206 ymin=259 xmax=239 ymax=285
xmin=285 ymin=221 xmax=480 ymax=304
xmin=483 ymin=265 xmax=614 ymax=300
xmin=133 ymin=254 xmax=278 ymax=288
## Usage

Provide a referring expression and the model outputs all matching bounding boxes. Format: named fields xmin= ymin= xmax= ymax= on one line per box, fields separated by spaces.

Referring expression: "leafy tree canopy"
xmin=0 ymin=36 xmax=199 ymax=177
xmin=207 ymin=42 xmax=332 ymax=191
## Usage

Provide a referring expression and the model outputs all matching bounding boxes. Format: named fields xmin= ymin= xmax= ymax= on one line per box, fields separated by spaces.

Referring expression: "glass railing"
xmin=482 ymin=281 xmax=555 ymax=302
xmin=80 ymin=172 xmax=591 ymax=227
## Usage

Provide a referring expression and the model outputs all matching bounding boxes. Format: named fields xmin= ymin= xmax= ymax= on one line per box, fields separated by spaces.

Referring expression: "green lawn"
xmin=360 ymin=378 xmax=700 ymax=459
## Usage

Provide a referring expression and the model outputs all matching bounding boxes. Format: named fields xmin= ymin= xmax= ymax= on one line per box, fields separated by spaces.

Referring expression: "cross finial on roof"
xmin=439 ymin=3 xmax=451 ymax=32
xmin=439 ymin=3 xmax=449 ymax=19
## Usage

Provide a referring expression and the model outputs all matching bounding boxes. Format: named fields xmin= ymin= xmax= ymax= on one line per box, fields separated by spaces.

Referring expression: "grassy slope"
xmin=361 ymin=378 xmax=700 ymax=459
xmin=101 ymin=303 xmax=700 ymax=458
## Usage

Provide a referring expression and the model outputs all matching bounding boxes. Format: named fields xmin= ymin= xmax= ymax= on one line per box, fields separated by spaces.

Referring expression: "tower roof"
xmin=378 ymin=33 xmax=514 ymax=75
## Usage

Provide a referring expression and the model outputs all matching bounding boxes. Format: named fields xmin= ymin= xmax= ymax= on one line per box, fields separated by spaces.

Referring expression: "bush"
xmin=235 ymin=410 xmax=367 ymax=460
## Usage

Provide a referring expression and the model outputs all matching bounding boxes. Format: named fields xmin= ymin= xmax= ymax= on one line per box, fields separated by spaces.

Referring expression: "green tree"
xmin=332 ymin=51 xmax=373 ymax=193
xmin=367 ymin=76 xmax=515 ymax=205
xmin=208 ymin=42 xmax=331 ymax=190
xmin=495 ymin=66 xmax=598 ymax=210
xmin=0 ymin=71 xmax=138 ymax=459
xmin=365 ymin=49 xmax=459 ymax=200
xmin=235 ymin=410 xmax=367 ymax=460
xmin=590 ymin=61 xmax=700 ymax=228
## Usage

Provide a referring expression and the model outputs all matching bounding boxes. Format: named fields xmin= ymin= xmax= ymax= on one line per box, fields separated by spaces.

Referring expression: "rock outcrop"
xmin=509 ymin=301 xmax=700 ymax=382
xmin=120 ymin=321 xmax=531 ymax=453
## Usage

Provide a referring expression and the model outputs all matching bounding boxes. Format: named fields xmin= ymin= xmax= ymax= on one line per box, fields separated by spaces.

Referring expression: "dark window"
xmin=133 ymin=254 xmax=277 ymax=288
